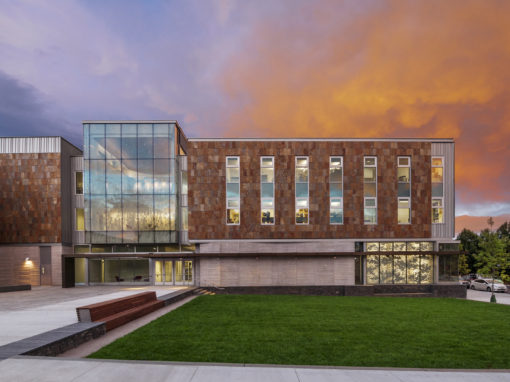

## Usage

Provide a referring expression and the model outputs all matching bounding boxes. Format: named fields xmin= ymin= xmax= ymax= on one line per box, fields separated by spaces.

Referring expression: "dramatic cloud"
xmin=0 ymin=71 xmax=79 ymax=144
xmin=0 ymin=0 xmax=508 ymax=219
xmin=216 ymin=0 xmax=510 ymax=212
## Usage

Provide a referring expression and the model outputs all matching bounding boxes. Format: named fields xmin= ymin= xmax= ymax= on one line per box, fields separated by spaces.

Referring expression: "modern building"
xmin=0 ymin=122 xmax=461 ymax=289
xmin=0 ymin=137 xmax=81 ymax=286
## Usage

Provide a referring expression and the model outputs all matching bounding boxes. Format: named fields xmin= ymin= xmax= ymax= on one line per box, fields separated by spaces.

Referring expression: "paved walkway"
xmin=466 ymin=289 xmax=510 ymax=305
xmin=0 ymin=286 xmax=184 ymax=346
xmin=0 ymin=357 xmax=509 ymax=382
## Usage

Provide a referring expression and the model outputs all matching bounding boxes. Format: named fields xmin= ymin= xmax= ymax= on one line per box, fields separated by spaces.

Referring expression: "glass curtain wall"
xmin=84 ymin=123 xmax=177 ymax=244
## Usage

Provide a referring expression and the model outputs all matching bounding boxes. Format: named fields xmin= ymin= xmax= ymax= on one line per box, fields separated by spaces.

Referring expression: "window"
xmin=75 ymin=172 xmax=83 ymax=194
xmin=397 ymin=156 xmax=411 ymax=224
xmin=432 ymin=156 xmax=444 ymax=223
xmin=226 ymin=156 xmax=240 ymax=225
xmin=295 ymin=156 xmax=309 ymax=224
xmin=329 ymin=156 xmax=343 ymax=224
xmin=364 ymin=157 xmax=377 ymax=224
xmin=76 ymin=208 xmax=84 ymax=231
xmin=261 ymin=157 xmax=275 ymax=224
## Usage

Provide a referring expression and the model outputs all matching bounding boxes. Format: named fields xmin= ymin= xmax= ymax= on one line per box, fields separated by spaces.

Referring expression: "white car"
xmin=470 ymin=279 xmax=507 ymax=292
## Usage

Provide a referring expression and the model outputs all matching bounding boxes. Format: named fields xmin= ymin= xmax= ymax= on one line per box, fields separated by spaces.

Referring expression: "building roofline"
xmin=82 ymin=120 xmax=188 ymax=142
xmin=187 ymin=137 xmax=455 ymax=143
xmin=0 ymin=136 xmax=82 ymax=152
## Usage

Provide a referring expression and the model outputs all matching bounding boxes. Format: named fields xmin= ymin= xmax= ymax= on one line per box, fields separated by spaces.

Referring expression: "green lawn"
xmin=89 ymin=295 xmax=510 ymax=368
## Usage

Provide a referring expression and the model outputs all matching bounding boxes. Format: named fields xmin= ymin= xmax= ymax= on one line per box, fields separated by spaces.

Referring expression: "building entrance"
xmin=155 ymin=259 xmax=193 ymax=286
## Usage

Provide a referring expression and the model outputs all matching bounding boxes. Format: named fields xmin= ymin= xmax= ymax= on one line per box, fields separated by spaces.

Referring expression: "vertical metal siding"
xmin=431 ymin=143 xmax=455 ymax=239
xmin=60 ymin=142 xmax=83 ymax=245
xmin=71 ymin=156 xmax=85 ymax=244
xmin=0 ymin=137 xmax=61 ymax=153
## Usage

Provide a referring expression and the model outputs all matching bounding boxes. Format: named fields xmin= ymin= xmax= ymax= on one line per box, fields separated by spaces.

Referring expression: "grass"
xmin=89 ymin=295 xmax=510 ymax=368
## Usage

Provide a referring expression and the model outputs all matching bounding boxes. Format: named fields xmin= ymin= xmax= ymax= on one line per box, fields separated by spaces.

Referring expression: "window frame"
xmin=226 ymin=156 xmax=240 ymax=225
xmin=260 ymin=156 xmax=275 ymax=225
xmin=329 ymin=156 xmax=343 ymax=225
xmin=295 ymin=156 xmax=309 ymax=225
xmin=75 ymin=171 xmax=84 ymax=195
xmin=431 ymin=156 xmax=444 ymax=224
xmin=364 ymin=156 xmax=377 ymax=225
xmin=397 ymin=156 xmax=411 ymax=224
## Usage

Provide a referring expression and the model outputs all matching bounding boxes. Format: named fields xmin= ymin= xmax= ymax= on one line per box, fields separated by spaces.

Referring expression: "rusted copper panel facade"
xmin=188 ymin=140 xmax=431 ymax=240
xmin=0 ymin=153 xmax=62 ymax=243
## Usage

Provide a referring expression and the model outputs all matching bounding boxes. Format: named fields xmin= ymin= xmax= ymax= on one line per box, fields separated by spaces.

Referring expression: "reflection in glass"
xmin=364 ymin=208 xmax=376 ymax=224
xmin=380 ymin=242 xmax=393 ymax=251
xmin=105 ymin=124 xmax=121 ymax=159
xmin=122 ymin=195 xmax=138 ymax=231
xmin=106 ymin=160 xmax=121 ymax=194
xmin=261 ymin=209 xmax=274 ymax=224
xmin=154 ymin=195 xmax=170 ymax=230
xmin=330 ymin=209 xmax=343 ymax=224
xmin=420 ymin=255 xmax=433 ymax=283
xmin=76 ymin=172 xmax=83 ymax=194
xmin=364 ymin=183 xmax=376 ymax=197
xmin=106 ymin=195 xmax=122 ymax=231
xmin=175 ymin=261 xmax=183 ymax=282
xmin=296 ymin=157 xmax=308 ymax=167
xmin=227 ymin=208 xmax=240 ymax=224
xmin=397 ymin=167 xmax=410 ymax=182
xmin=330 ymin=183 xmax=343 ymax=197
xmin=154 ymin=124 xmax=170 ymax=158
xmin=394 ymin=255 xmax=406 ymax=283
xmin=89 ymin=124 xmax=105 ymax=159
xmin=366 ymin=255 xmax=379 ymax=284
xmin=90 ymin=160 xmax=105 ymax=194
xmin=90 ymin=195 xmax=106 ymax=231
xmin=421 ymin=242 xmax=434 ymax=251
xmin=366 ymin=242 xmax=379 ymax=252
xmin=138 ymin=159 xmax=153 ymax=194
xmin=407 ymin=242 xmax=420 ymax=251
xmin=398 ymin=183 xmax=410 ymax=197
xmin=407 ymin=255 xmax=420 ymax=284
xmin=137 ymin=124 xmax=153 ymax=158
xmin=122 ymin=159 xmax=137 ymax=194
xmin=227 ymin=183 xmax=240 ymax=198
xmin=296 ymin=183 xmax=308 ymax=198
xmin=138 ymin=195 xmax=154 ymax=230
xmin=393 ymin=242 xmax=406 ymax=251
xmin=261 ymin=183 xmax=273 ymax=198
xmin=154 ymin=159 xmax=171 ymax=194
xmin=121 ymin=125 xmax=137 ymax=158
xmin=380 ymin=255 xmax=393 ymax=284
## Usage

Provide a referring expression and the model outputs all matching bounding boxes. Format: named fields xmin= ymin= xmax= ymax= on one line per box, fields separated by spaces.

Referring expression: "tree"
xmin=474 ymin=231 xmax=510 ymax=302
xmin=458 ymin=253 xmax=470 ymax=275
xmin=456 ymin=228 xmax=480 ymax=273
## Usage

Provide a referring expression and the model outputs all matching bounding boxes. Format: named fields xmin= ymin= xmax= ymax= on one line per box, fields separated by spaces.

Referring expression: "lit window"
xmin=226 ymin=156 xmax=240 ymax=225
xmin=329 ymin=157 xmax=343 ymax=224
xmin=432 ymin=156 xmax=444 ymax=223
xmin=397 ymin=156 xmax=411 ymax=224
xmin=76 ymin=208 xmax=84 ymax=231
xmin=261 ymin=157 xmax=274 ymax=224
xmin=295 ymin=156 xmax=309 ymax=224
xmin=75 ymin=172 xmax=83 ymax=194
xmin=364 ymin=157 xmax=377 ymax=224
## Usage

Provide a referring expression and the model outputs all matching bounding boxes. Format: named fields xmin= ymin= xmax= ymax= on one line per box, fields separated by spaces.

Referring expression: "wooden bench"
xmin=76 ymin=291 xmax=165 ymax=331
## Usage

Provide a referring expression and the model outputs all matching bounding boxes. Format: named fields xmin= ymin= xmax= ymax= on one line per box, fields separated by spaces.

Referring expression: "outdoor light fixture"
xmin=25 ymin=257 xmax=30 ymax=262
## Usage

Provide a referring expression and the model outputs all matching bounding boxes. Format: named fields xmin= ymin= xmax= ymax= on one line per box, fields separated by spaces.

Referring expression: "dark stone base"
xmin=159 ymin=287 xmax=198 ymax=306
xmin=0 ymin=285 xmax=31 ymax=293
xmin=0 ymin=322 xmax=106 ymax=360
xmin=203 ymin=284 xmax=466 ymax=298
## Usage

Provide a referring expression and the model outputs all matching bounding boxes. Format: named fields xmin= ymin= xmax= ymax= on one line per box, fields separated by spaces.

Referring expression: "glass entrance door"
xmin=155 ymin=260 xmax=173 ymax=285
xmin=155 ymin=260 xmax=193 ymax=285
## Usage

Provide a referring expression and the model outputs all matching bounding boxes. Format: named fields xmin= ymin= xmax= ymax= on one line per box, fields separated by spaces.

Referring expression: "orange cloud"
xmin=215 ymin=0 xmax=510 ymax=206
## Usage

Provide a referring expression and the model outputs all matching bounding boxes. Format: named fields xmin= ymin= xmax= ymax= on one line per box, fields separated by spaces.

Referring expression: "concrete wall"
xmin=199 ymin=256 xmax=355 ymax=287
xmin=188 ymin=140 xmax=433 ymax=240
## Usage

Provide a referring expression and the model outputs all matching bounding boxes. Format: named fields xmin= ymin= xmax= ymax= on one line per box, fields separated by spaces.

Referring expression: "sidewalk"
xmin=1 ymin=357 xmax=509 ymax=382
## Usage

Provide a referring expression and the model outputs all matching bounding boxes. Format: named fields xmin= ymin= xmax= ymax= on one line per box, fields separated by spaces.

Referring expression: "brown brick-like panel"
xmin=0 ymin=153 xmax=62 ymax=243
xmin=188 ymin=141 xmax=431 ymax=240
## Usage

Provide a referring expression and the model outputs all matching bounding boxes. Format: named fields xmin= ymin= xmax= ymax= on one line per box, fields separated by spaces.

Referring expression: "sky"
xmin=0 ymin=0 xmax=509 ymax=221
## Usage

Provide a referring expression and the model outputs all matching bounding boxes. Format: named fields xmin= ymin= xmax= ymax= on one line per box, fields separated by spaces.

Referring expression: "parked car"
xmin=459 ymin=275 xmax=471 ymax=289
xmin=470 ymin=279 xmax=507 ymax=292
